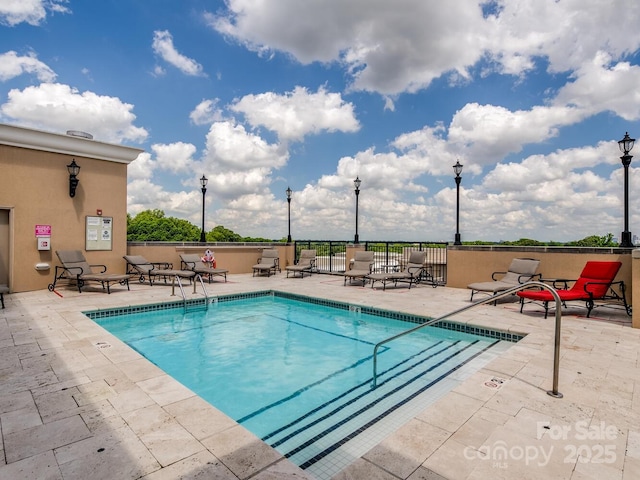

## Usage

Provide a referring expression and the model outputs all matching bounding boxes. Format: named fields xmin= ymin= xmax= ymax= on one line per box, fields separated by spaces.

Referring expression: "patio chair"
xmin=344 ymin=251 xmax=375 ymax=286
xmin=180 ymin=253 xmax=228 ymax=283
xmin=49 ymin=250 xmax=131 ymax=294
xmin=253 ymin=249 xmax=281 ymax=277
xmin=286 ymin=249 xmax=316 ymax=278
xmin=0 ymin=284 xmax=8 ymax=308
xmin=517 ymin=261 xmax=630 ymax=318
xmin=467 ymin=258 xmax=541 ymax=303
xmin=123 ymin=255 xmax=195 ymax=286
xmin=369 ymin=250 xmax=428 ymax=290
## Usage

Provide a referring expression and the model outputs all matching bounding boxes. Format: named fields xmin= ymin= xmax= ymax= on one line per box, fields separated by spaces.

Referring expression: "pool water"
xmin=94 ymin=295 xmax=510 ymax=478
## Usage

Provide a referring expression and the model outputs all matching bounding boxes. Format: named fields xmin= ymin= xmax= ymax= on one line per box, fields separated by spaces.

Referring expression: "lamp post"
xmin=353 ymin=176 xmax=361 ymax=244
xmin=286 ymin=186 xmax=292 ymax=243
xmin=618 ymin=132 xmax=635 ymax=248
xmin=453 ymin=160 xmax=463 ymax=245
xmin=199 ymin=175 xmax=208 ymax=243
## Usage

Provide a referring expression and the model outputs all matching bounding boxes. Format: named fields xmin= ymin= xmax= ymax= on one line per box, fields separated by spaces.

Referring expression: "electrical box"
xmin=37 ymin=237 xmax=51 ymax=251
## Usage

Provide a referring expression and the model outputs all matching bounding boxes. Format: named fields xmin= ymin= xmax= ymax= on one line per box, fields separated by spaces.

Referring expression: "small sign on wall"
xmin=35 ymin=224 xmax=51 ymax=237
xmin=86 ymin=216 xmax=113 ymax=251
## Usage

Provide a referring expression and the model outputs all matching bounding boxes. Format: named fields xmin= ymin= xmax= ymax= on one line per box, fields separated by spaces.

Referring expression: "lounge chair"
xmin=344 ymin=251 xmax=375 ymax=286
xmin=467 ymin=258 xmax=541 ymax=303
xmin=180 ymin=253 xmax=228 ymax=283
xmin=286 ymin=249 xmax=316 ymax=278
xmin=49 ymin=250 xmax=131 ymax=294
xmin=517 ymin=261 xmax=630 ymax=318
xmin=369 ymin=251 xmax=427 ymax=290
xmin=253 ymin=249 xmax=280 ymax=277
xmin=123 ymin=255 xmax=195 ymax=286
xmin=0 ymin=284 xmax=8 ymax=308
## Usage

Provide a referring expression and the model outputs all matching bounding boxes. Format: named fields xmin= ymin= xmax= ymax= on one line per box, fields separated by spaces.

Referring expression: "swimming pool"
xmin=89 ymin=292 xmax=519 ymax=479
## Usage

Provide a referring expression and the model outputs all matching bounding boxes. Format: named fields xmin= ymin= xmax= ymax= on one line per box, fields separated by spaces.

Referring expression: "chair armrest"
xmin=517 ymin=273 xmax=542 ymax=284
xmin=90 ymin=264 xmax=107 ymax=273
xmin=65 ymin=265 xmax=87 ymax=276
xmin=180 ymin=260 xmax=195 ymax=270
xmin=152 ymin=261 xmax=172 ymax=269
xmin=491 ymin=271 xmax=507 ymax=281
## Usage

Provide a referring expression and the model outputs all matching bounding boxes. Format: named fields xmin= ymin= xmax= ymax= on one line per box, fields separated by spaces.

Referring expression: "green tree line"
xmin=127 ymin=210 xmax=620 ymax=247
xmin=126 ymin=209 xmax=274 ymax=242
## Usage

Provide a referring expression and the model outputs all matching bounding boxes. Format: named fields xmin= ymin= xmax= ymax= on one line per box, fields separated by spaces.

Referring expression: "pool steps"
xmin=248 ymin=337 xmax=499 ymax=476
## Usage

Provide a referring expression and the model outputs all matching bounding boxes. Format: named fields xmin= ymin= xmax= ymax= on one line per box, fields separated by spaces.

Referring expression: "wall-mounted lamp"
xmin=67 ymin=159 xmax=81 ymax=197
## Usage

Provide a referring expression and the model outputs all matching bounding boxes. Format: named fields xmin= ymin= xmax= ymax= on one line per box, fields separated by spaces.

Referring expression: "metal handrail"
xmin=372 ymin=281 xmax=564 ymax=398
xmin=170 ymin=274 xmax=210 ymax=311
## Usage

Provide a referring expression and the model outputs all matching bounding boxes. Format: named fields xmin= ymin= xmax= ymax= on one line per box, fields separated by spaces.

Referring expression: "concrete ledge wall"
xmin=447 ymin=246 xmax=633 ymax=306
xmin=127 ymin=242 xmax=293 ymax=274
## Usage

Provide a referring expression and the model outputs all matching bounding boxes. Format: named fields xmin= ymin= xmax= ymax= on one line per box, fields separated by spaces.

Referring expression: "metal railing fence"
xmin=293 ymin=240 xmax=448 ymax=284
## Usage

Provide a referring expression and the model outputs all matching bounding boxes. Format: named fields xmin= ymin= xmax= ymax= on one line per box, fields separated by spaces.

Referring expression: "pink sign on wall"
xmin=35 ymin=225 xmax=51 ymax=237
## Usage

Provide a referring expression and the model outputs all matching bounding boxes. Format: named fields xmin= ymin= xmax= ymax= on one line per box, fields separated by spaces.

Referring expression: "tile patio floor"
xmin=0 ymin=272 xmax=638 ymax=479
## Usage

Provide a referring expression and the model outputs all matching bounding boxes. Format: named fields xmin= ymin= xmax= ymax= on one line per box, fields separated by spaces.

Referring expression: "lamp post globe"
xmin=453 ymin=160 xmax=463 ymax=245
xmin=200 ymin=175 xmax=208 ymax=243
xmin=618 ymin=132 xmax=635 ymax=248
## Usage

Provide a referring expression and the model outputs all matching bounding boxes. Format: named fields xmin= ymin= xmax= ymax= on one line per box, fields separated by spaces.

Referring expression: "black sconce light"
xmin=67 ymin=159 xmax=81 ymax=197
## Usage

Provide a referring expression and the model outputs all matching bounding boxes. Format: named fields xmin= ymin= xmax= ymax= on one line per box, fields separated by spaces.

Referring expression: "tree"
xmin=208 ymin=225 xmax=243 ymax=242
xmin=566 ymin=233 xmax=617 ymax=247
xmin=127 ymin=210 xmax=200 ymax=241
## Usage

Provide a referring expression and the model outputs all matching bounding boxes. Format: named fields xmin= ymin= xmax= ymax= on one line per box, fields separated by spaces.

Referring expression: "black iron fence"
xmin=293 ymin=240 xmax=448 ymax=285
xmin=292 ymin=241 xmax=349 ymax=273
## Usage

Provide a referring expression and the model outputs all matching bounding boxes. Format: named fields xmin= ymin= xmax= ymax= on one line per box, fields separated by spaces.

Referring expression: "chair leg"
xmin=1 ymin=292 xmax=4 ymax=309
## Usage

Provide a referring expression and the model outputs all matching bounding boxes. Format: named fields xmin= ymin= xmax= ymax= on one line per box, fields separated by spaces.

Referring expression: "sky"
xmin=2 ymin=0 xmax=640 ymax=243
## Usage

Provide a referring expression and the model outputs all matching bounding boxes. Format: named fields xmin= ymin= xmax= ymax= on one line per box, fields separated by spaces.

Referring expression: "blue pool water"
xmin=93 ymin=294 xmax=512 ymax=478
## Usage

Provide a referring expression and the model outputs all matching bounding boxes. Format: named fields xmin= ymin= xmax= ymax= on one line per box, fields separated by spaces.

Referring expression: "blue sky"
xmin=2 ymin=1 xmax=640 ymax=242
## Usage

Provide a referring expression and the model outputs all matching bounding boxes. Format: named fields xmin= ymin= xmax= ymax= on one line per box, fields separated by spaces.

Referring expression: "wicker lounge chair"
xmin=123 ymin=255 xmax=195 ymax=286
xmin=369 ymin=250 xmax=427 ymax=290
xmin=49 ymin=250 xmax=131 ymax=294
xmin=517 ymin=261 xmax=630 ymax=318
xmin=253 ymin=249 xmax=281 ymax=277
xmin=344 ymin=251 xmax=375 ymax=286
xmin=286 ymin=249 xmax=316 ymax=278
xmin=467 ymin=258 xmax=540 ymax=303
xmin=180 ymin=253 xmax=228 ymax=283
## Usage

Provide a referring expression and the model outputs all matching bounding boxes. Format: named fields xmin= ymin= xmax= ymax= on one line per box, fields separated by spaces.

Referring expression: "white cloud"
xmin=201 ymin=120 xmax=289 ymax=197
xmin=127 ymin=152 xmax=154 ymax=181
xmin=190 ymin=99 xmax=224 ymax=125
xmin=553 ymin=53 xmax=640 ymax=121
xmin=0 ymin=83 xmax=148 ymax=143
xmin=0 ymin=0 xmax=69 ymax=26
xmin=448 ymin=103 xmax=585 ymax=166
xmin=230 ymin=86 xmax=360 ymax=142
xmin=152 ymin=30 xmax=205 ymax=77
xmin=151 ymin=142 xmax=197 ymax=174
xmin=207 ymin=0 xmax=640 ymax=97
xmin=0 ymin=51 xmax=56 ymax=82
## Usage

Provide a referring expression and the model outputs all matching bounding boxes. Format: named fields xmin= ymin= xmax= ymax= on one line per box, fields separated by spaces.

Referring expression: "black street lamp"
xmin=453 ymin=160 xmax=463 ymax=245
xmin=286 ymin=186 xmax=292 ymax=243
xmin=618 ymin=132 xmax=635 ymax=248
xmin=353 ymin=176 xmax=361 ymax=243
xmin=199 ymin=174 xmax=208 ymax=243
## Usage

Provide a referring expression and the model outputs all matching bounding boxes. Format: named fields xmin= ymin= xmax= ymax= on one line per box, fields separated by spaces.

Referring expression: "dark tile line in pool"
xmin=83 ymin=290 xmax=523 ymax=343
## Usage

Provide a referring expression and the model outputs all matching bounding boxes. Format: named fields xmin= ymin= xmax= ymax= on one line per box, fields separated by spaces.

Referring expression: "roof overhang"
xmin=0 ymin=123 xmax=145 ymax=164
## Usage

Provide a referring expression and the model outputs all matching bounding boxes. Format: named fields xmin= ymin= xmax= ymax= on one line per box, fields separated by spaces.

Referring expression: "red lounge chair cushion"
xmin=517 ymin=261 xmax=621 ymax=302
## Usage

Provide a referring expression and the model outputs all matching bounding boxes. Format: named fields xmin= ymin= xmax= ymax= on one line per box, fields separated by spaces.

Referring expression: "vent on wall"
xmin=66 ymin=130 xmax=93 ymax=140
